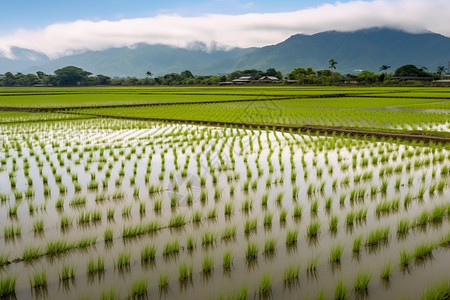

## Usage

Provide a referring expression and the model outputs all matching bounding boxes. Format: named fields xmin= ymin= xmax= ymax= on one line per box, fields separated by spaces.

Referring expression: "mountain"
xmin=228 ymin=27 xmax=450 ymax=74
xmin=23 ymin=44 xmax=253 ymax=77
xmin=0 ymin=47 xmax=50 ymax=73
xmin=1 ymin=28 xmax=450 ymax=76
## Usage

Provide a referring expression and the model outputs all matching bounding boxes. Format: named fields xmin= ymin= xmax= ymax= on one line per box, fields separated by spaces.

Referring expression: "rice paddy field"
xmin=0 ymin=86 xmax=449 ymax=299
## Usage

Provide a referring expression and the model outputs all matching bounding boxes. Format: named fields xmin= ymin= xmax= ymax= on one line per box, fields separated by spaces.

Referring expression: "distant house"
xmin=391 ymin=76 xmax=433 ymax=82
xmin=232 ymin=76 xmax=253 ymax=84
xmin=432 ymin=74 xmax=450 ymax=86
xmin=258 ymin=76 xmax=282 ymax=83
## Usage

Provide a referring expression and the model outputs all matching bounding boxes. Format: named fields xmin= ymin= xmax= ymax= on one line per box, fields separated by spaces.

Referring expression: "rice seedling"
xmin=307 ymin=220 xmax=320 ymax=238
xmin=437 ymin=180 xmax=445 ymax=192
xmin=116 ymin=252 xmax=131 ymax=269
xmin=60 ymin=265 xmax=76 ymax=281
xmin=246 ymin=242 xmax=258 ymax=260
xmin=284 ymin=264 xmax=300 ymax=283
xmin=0 ymin=254 xmax=9 ymax=267
xmin=192 ymin=210 xmax=202 ymax=223
xmin=107 ymin=208 xmax=115 ymax=220
xmin=339 ymin=194 xmax=346 ymax=205
xmin=168 ymin=214 xmax=186 ymax=227
xmin=244 ymin=218 xmax=257 ymax=234
xmin=264 ymin=238 xmax=276 ymax=254
xmin=415 ymin=210 xmax=429 ymax=226
xmin=242 ymin=199 xmax=253 ymax=211
xmin=121 ymin=204 xmax=132 ymax=216
xmin=430 ymin=205 xmax=447 ymax=222
xmin=202 ymin=231 xmax=217 ymax=246
xmin=259 ymin=273 xmax=272 ymax=296
xmin=414 ymin=242 xmax=436 ymax=260
xmin=365 ymin=227 xmax=390 ymax=246
xmin=293 ymin=204 xmax=303 ymax=218
xmin=163 ymin=240 xmax=180 ymax=256
xmin=70 ymin=196 xmax=86 ymax=206
xmin=187 ymin=236 xmax=195 ymax=250
xmin=22 ymin=246 xmax=42 ymax=261
xmin=4 ymin=224 xmax=21 ymax=239
xmin=264 ymin=212 xmax=273 ymax=226
xmin=417 ymin=187 xmax=426 ymax=199
xmin=87 ymin=257 xmax=105 ymax=274
xmin=224 ymin=202 xmax=233 ymax=215
xmin=101 ymin=288 xmax=115 ymax=300
xmin=400 ymin=249 xmax=414 ymax=267
xmin=131 ymin=279 xmax=147 ymax=297
xmin=32 ymin=219 xmax=44 ymax=232
xmin=8 ymin=204 xmax=18 ymax=217
xmin=334 ymin=279 xmax=347 ymax=300
xmin=354 ymin=271 xmax=371 ymax=293
xmin=279 ymin=209 xmax=287 ymax=223
xmin=104 ymin=228 xmax=113 ymax=242
xmin=352 ymin=235 xmax=363 ymax=252
xmin=223 ymin=250 xmax=233 ymax=270
xmin=221 ymin=225 xmax=237 ymax=240
xmin=30 ymin=271 xmax=47 ymax=289
xmin=310 ymin=199 xmax=319 ymax=214
xmin=207 ymin=207 xmax=217 ymax=219
xmin=330 ymin=244 xmax=343 ymax=263
xmin=55 ymin=197 xmax=64 ymax=209
xmin=202 ymin=255 xmax=214 ymax=274
xmin=77 ymin=236 xmax=96 ymax=249
xmin=397 ymin=219 xmax=410 ymax=235
xmin=178 ymin=263 xmax=193 ymax=281
xmin=159 ymin=273 xmax=169 ymax=290
xmin=421 ymin=280 xmax=450 ymax=300
xmin=381 ymin=262 xmax=392 ymax=280
xmin=286 ymin=229 xmax=298 ymax=246
xmin=329 ymin=215 xmax=338 ymax=231
xmin=0 ymin=276 xmax=16 ymax=297
xmin=141 ymin=244 xmax=157 ymax=262
xmin=306 ymin=255 xmax=319 ymax=273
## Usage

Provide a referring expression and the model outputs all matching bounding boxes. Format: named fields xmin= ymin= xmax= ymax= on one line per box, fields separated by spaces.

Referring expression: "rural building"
xmin=258 ymin=76 xmax=282 ymax=83
xmin=232 ymin=76 xmax=253 ymax=84
xmin=432 ymin=75 xmax=450 ymax=86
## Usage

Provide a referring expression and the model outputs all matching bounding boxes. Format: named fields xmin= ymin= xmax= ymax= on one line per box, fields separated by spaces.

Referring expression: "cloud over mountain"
xmin=0 ymin=0 xmax=449 ymax=59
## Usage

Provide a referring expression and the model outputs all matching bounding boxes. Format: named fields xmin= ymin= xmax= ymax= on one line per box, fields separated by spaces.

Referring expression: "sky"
xmin=0 ymin=0 xmax=449 ymax=59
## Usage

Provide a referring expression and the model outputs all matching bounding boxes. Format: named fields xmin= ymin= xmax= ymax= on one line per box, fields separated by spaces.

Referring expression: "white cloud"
xmin=0 ymin=0 xmax=449 ymax=59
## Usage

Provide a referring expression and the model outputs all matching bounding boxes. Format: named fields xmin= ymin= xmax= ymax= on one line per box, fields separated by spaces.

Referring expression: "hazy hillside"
xmin=2 ymin=28 xmax=449 ymax=76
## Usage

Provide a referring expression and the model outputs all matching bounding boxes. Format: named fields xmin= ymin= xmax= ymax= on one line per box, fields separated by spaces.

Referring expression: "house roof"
xmin=259 ymin=76 xmax=280 ymax=81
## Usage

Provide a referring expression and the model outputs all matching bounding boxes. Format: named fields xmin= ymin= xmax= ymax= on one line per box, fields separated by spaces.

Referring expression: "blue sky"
xmin=0 ymin=0 xmax=355 ymax=32
xmin=0 ymin=0 xmax=448 ymax=59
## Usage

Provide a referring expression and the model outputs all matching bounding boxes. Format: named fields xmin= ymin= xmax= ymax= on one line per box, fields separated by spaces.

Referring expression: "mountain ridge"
xmin=1 ymin=27 xmax=449 ymax=77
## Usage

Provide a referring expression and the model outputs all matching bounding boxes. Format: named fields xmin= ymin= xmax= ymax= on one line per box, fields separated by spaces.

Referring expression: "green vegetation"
xmin=0 ymin=276 xmax=16 ymax=297
xmin=259 ymin=273 xmax=272 ymax=296
xmin=131 ymin=280 xmax=148 ymax=297
xmin=0 ymin=87 xmax=448 ymax=299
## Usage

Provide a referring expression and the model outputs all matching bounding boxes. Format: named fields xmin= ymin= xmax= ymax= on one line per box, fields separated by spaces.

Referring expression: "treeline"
xmin=0 ymin=64 xmax=445 ymax=87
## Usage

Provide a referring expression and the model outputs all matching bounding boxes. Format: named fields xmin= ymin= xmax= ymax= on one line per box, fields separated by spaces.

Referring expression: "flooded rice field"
xmin=0 ymin=119 xmax=449 ymax=299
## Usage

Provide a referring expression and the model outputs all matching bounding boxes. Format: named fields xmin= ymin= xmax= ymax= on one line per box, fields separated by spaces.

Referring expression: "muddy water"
xmin=0 ymin=119 xmax=449 ymax=299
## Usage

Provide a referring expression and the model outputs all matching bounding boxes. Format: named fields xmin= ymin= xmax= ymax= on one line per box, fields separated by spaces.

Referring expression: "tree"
xmin=357 ymin=70 xmax=379 ymax=84
xmin=328 ymin=59 xmax=338 ymax=70
xmin=265 ymin=68 xmax=277 ymax=77
xmin=3 ymin=72 xmax=16 ymax=86
xmin=379 ymin=65 xmax=391 ymax=72
xmin=394 ymin=64 xmax=431 ymax=77
xmin=437 ymin=66 xmax=446 ymax=75
xmin=54 ymin=66 xmax=91 ymax=86
xmin=146 ymin=71 xmax=153 ymax=78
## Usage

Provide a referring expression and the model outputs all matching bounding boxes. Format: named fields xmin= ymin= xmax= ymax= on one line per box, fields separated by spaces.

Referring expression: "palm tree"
xmin=379 ymin=65 xmax=391 ymax=72
xmin=146 ymin=71 xmax=153 ymax=78
xmin=329 ymin=59 xmax=338 ymax=70
xmin=437 ymin=66 xmax=445 ymax=76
